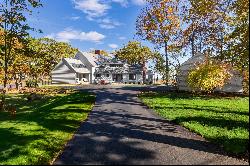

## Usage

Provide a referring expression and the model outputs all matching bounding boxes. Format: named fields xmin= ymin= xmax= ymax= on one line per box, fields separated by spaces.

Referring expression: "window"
xmin=129 ymin=74 xmax=136 ymax=80
xmin=110 ymin=64 xmax=123 ymax=67
xmin=71 ymin=63 xmax=85 ymax=68
xmin=106 ymin=74 xmax=110 ymax=77
xmin=96 ymin=74 xmax=101 ymax=78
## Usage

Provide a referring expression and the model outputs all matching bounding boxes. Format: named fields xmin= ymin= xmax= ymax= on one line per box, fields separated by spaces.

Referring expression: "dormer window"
xmin=71 ymin=63 xmax=86 ymax=68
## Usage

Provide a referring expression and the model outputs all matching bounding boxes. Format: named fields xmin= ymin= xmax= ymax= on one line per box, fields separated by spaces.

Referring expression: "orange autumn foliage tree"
xmin=136 ymin=0 xmax=181 ymax=83
xmin=0 ymin=28 xmax=23 ymax=85
xmin=182 ymin=0 xmax=232 ymax=57
xmin=0 ymin=0 xmax=42 ymax=89
xmin=223 ymin=0 xmax=249 ymax=94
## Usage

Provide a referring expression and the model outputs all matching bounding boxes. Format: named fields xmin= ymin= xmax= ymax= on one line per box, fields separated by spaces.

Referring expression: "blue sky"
xmin=28 ymin=0 xmax=149 ymax=52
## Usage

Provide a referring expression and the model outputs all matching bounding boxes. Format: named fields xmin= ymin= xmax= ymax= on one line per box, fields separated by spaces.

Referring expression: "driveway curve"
xmin=53 ymin=85 xmax=248 ymax=165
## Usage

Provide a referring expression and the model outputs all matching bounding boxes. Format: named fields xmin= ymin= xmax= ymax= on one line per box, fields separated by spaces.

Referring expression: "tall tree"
xmin=0 ymin=28 xmax=23 ymax=87
xmin=222 ymin=0 xmax=249 ymax=69
xmin=136 ymin=0 xmax=181 ymax=83
xmin=115 ymin=41 xmax=156 ymax=84
xmin=0 ymin=0 xmax=42 ymax=89
xmin=223 ymin=0 xmax=249 ymax=93
xmin=182 ymin=0 xmax=232 ymax=57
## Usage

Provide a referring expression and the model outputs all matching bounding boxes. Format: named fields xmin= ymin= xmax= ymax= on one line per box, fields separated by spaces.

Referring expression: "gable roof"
xmin=63 ymin=58 xmax=90 ymax=73
xmin=179 ymin=53 xmax=205 ymax=71
xmin=76 ymin=51 xmax=98 ymax=67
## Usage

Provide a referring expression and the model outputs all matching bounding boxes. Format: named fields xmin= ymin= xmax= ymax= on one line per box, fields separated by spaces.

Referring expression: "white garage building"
xmin=176 ymin=53 xmax=243 ymax=93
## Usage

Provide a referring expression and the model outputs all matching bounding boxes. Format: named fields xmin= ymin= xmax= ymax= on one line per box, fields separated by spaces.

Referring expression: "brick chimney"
xmin=95 ymin=50 xmax=101 ymax=55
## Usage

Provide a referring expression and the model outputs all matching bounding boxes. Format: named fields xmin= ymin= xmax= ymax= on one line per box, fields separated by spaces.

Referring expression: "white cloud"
xmin=118 ymin=36 xmax=126 ymax=40
xmin=98 ymin=18 xmax=121 ymax=29
xmin=112 ymin=0 xmax=145 ymax=7
xmin=73 ymin=0 xmax=146 ymax=20
xmin=100 ymin=24 xmax=116 ymax=29
xmin=70 ymin=16 xmax=80 ymax=20
xmin=131 ymin=0 xmax=146 ymax=6
xmin=111 ymin=0 xmax=128 ymax=7
xmin=73 ymin=0 xmax=110 ymax=19
xmin=109 ymin=44 xmax=119 ymax=49
xmin=46 ymin=28 xmax=106 ymax=43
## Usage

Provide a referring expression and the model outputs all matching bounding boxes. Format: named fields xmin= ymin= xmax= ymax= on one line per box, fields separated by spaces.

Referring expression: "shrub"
xmin=187 ymin=60 xmax=232 ymax=93
xmin=27 ymin=93 xmax=43 ymax=101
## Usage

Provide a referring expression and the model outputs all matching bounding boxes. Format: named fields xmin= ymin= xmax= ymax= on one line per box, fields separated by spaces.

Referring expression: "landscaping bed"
xmin=139 ymin=91 xmax=249 ymax=158
xmin=0 ymin=90 xmax=95 ymax=165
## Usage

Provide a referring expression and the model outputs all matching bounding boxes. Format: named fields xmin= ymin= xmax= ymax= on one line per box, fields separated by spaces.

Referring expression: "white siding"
xmin=90 ymin=67 xmax=96 ymax=83
xmin=75 ymin=52 xmax=97 ymax=83
xmin=52 ymin=61 xmax=76 ymax=84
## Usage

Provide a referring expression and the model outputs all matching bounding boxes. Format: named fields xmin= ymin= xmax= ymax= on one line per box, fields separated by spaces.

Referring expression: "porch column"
xmin=88 ymin=74 xmax=91 ymax=83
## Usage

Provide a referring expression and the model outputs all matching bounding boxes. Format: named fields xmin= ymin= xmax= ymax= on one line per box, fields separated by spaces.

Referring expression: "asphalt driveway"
xmin=53 ymin=85 xmax=248 ymax=165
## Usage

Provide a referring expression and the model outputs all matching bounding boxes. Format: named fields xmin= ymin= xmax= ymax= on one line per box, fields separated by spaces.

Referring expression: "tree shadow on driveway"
xmin=54 ymin=85 xmax=248 ymax=165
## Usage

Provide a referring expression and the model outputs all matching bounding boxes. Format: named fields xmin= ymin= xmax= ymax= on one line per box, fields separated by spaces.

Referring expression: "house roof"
xmin=179 ymin=53 xmax=205 ymax=71
xmin=63 ymin=58 xmax=90 ymax=73
xmin=78 ymin=51 xmax=98 ymax=67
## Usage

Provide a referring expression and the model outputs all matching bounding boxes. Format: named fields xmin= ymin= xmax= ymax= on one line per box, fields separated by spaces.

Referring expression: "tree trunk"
xmin=3 ymin=50 xmax=8 ymax=100
xmin=142 ymin=60 xmax=146 ymax=84
xmin=191 ymin=31 xmax=195 ymax=57
xmin=2 ymin=58 xmax=7 ymax=108
xmin=165 ymin=42 xmax=169 ymax=85
xmin=19 ymin=73 xmax=23 ymax=88
xmin=3 ymin=37 xmax=8 ymax=89
xmin=15 ymin=78 xmax=19 ymax=90
xmin=220 ymin=32 xmax=223 ymax=58
xmin=199 ymin=31 xmax=202 ymax=52
xmin=3 ymin=65 xmax=7 ymax=89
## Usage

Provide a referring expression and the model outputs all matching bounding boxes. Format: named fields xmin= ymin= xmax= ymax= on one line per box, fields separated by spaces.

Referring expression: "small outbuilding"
xmin=176 ymin=53 xmax=243 ymax=93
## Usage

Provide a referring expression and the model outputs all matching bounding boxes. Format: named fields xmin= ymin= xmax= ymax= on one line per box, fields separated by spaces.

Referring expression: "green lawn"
xmin=140 ymin=92 xmax=249 ymax=155
xmin=0 ymin=92 xmax=95 ymax=165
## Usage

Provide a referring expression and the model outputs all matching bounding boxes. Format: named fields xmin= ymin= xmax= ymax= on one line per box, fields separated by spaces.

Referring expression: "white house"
xmin=51 ymin=58 xmax=89 ymax=84
xmin=176 ymin=53 xmax=243 ymax=93
xmin=51 ymin=51 xmax=154 ymax=84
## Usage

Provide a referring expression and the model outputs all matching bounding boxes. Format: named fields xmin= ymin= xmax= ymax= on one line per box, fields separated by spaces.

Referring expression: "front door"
xmin=118 ymin=74 xmax=123 ymax=82
xmin=112 ymin=74 xmax=122 ymax=82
